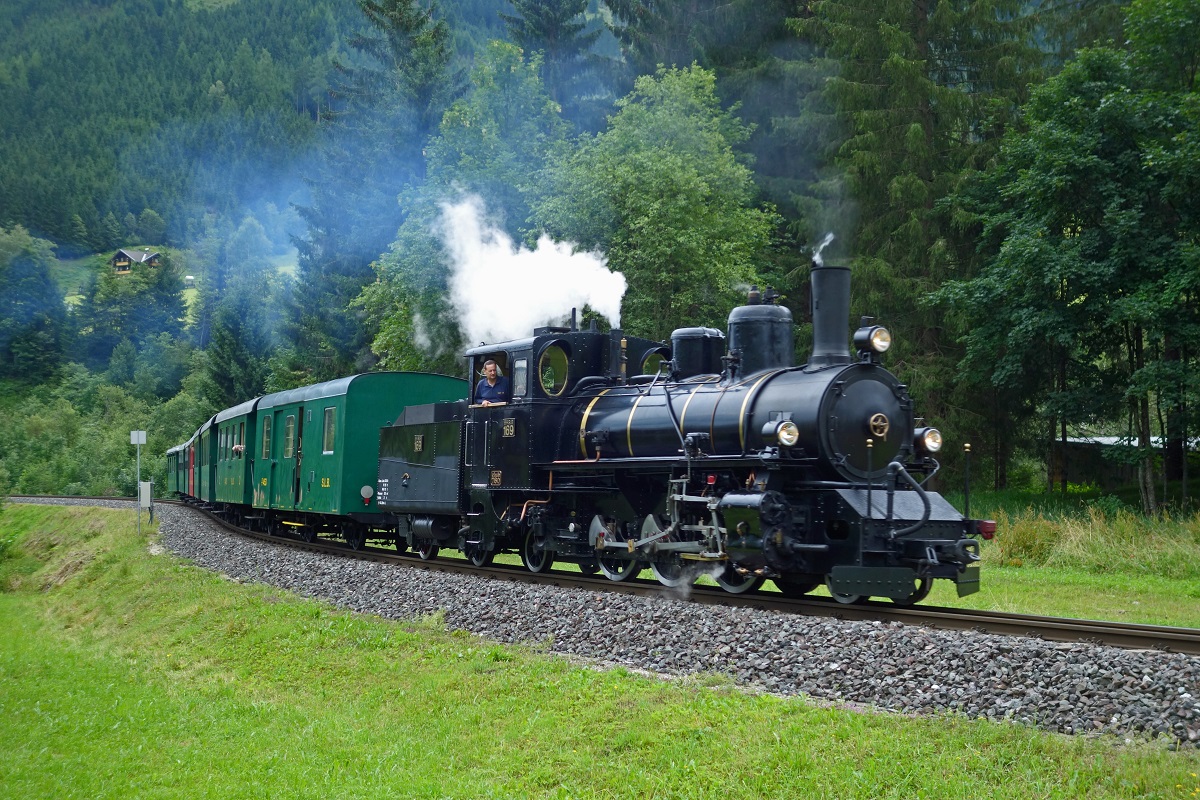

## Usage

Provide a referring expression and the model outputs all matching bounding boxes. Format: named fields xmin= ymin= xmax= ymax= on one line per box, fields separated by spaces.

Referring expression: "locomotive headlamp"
xmin=777 ymin=421 xmax=800 ymax=447
xmin=915 ymin=427 xmax=943 ymax=453
xmin=763 ymin=420 xmax=800 ymax=448
xmin=854 ymin=325 xmax=892 ymax=354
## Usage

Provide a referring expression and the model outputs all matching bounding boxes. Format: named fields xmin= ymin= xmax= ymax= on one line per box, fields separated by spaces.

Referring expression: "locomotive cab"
xmin=452 ymin=323 xmax=667 ymax=563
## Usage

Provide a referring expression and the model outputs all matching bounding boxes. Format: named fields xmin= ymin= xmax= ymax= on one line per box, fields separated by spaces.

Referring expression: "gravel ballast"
xmin=19 ymin=498 xmax=1200 ymax=748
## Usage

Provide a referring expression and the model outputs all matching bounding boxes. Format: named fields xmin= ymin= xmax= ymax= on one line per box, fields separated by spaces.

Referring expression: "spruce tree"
xmin=0 ymin=226 xmax=69 ymax=381
xmin=74 ymin=251 xmax=186 ymax=370
xmin=791 ymin=0 xmax=1043 ymax=466
xmin=288 ymin=0 xmax=461 ymax=381
xmin=501 ymin=0 xmax=608 ymax=129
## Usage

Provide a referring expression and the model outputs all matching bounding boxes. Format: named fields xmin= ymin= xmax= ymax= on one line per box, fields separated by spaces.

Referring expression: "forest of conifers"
xmin=0 ymin=0 xmax=1196 ymax=513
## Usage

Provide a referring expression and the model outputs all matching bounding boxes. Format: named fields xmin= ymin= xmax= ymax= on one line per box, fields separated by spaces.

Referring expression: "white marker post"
xmin=131 ymin=430 xmax=146 ymax=535
xmin=140 ymin=480 xmax=153 ymax=523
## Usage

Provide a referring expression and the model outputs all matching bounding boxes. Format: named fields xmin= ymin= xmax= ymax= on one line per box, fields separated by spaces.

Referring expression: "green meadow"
xmin=1 ymin=503 xmax=1198 ymax=799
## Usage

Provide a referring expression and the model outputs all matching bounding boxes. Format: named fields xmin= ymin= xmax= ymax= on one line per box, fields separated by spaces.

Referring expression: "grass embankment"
xmin=2 ymin=504 xmax=1198 ymax=799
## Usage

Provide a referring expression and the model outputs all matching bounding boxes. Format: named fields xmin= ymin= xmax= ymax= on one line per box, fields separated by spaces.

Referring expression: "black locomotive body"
xmin=377 ymin=265 xmax=990 ymax=603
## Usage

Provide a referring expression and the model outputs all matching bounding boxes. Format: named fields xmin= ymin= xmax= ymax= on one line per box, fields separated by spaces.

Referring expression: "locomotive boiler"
xmin=377 ymin=264 xmax=991 ymax=604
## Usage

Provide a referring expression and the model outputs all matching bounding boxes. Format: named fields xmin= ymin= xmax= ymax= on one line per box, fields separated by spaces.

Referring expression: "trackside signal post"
xmin=131 ymin=430 xmax=147 ymax=535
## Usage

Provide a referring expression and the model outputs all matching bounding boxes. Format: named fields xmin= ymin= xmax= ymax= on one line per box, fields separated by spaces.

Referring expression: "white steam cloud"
xmin=437 ymin=196 xmax=626 ymax=345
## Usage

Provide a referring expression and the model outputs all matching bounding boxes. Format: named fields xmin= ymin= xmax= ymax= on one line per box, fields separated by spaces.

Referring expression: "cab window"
xmin=472 ymin=354 xmax=511 ymax=406
xmin=539 ymin=345 xmax=569 ymax=396
xmin=512 ymin=358 xmax=528 ymax=398
xmin=642 ymin=349 xmax=669 ymax=376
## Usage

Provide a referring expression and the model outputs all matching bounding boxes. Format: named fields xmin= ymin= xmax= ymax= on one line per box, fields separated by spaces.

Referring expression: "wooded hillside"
xmin=0 ymin=0 xmax=1196 ymax=512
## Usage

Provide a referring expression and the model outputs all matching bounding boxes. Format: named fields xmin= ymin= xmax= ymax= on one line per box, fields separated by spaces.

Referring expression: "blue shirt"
xmin=475 ymin=375 xmax=510 ymax=404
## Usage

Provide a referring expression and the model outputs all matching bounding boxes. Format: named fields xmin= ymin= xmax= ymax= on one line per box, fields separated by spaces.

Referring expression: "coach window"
xmin=261 ymin=416 xmax=272 ymax=460
xmin=322 ymin=407 xmax=336 ymax=454
xmin=284 ymin=415 xmax=296 ymax=459
xmin=238 ymin=422 xmax=244 ymax=457
xmin=539 ymin=344 xmax=569 ymax=396
xmin=221 ymin=428 xmax=228 ymax=461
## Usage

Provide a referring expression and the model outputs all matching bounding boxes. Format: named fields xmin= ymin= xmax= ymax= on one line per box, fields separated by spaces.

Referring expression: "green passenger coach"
xmin=214 ymin=398 xmax=260 ymax=522
xmin=195 ymin=415 xmax=218 ymax=505
xmin=248 ymin=372 xmax=467 ymax=546
xmin=166 ymin=443 xmax=185 ymax=497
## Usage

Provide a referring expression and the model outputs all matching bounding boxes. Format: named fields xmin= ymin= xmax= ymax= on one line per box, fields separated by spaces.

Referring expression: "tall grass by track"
xmin=984 ymin=507 xmax=1200 ymax=579
xmin=913 ymin=491 xmax=1200 ymax=626
xmin=1 ymin=503 xmax=1198 ymax=799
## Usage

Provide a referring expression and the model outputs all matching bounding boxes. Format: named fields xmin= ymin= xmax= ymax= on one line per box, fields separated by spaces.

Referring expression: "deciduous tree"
xmin=360 ymin=41 xmax=568 ymax=373
xmin=939 ymin=39 xmax=1200 ymax=512
xmin=533 ymin=65 xmax=777 ymax=341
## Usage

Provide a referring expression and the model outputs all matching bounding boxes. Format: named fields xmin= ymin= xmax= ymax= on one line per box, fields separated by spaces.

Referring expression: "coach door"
xmin=272 ymin=408 xmax=301 ymax=510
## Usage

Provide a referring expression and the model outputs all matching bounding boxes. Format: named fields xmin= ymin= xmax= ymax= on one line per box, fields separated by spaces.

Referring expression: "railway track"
xmin=14 ymin=494 xmax=1200 ymax=655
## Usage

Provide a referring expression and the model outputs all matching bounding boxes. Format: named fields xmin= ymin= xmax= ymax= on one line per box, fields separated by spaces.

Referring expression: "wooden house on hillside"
xmin=110 ymin=247 xmax=162 ymax=274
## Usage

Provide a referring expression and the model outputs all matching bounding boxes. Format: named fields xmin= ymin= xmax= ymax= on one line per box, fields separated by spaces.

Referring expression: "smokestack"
xmin=807 ymin=263 xmax=852 ymax=369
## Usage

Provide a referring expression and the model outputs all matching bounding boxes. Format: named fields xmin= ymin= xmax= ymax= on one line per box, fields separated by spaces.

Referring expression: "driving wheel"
xmin=521 ymin=529 xmax=553 ymax=573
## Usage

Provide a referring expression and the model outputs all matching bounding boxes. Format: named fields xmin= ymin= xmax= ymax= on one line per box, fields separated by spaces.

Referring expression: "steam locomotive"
xmin=168 ymin=264 xmax=991 ymax=605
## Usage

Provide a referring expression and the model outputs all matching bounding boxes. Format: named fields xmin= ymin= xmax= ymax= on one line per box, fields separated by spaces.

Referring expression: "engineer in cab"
xmin=475 ymin=359 xmax=510 ymax=406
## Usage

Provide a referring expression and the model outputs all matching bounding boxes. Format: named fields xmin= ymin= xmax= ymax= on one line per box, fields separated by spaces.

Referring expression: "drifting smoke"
xmin=811 ymin=232 xmax=836 ymax=266
xmin=437 ymin=196 xmax=627 ymax=345
xmin=410 ymin=311 xmax=434 ymax=352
